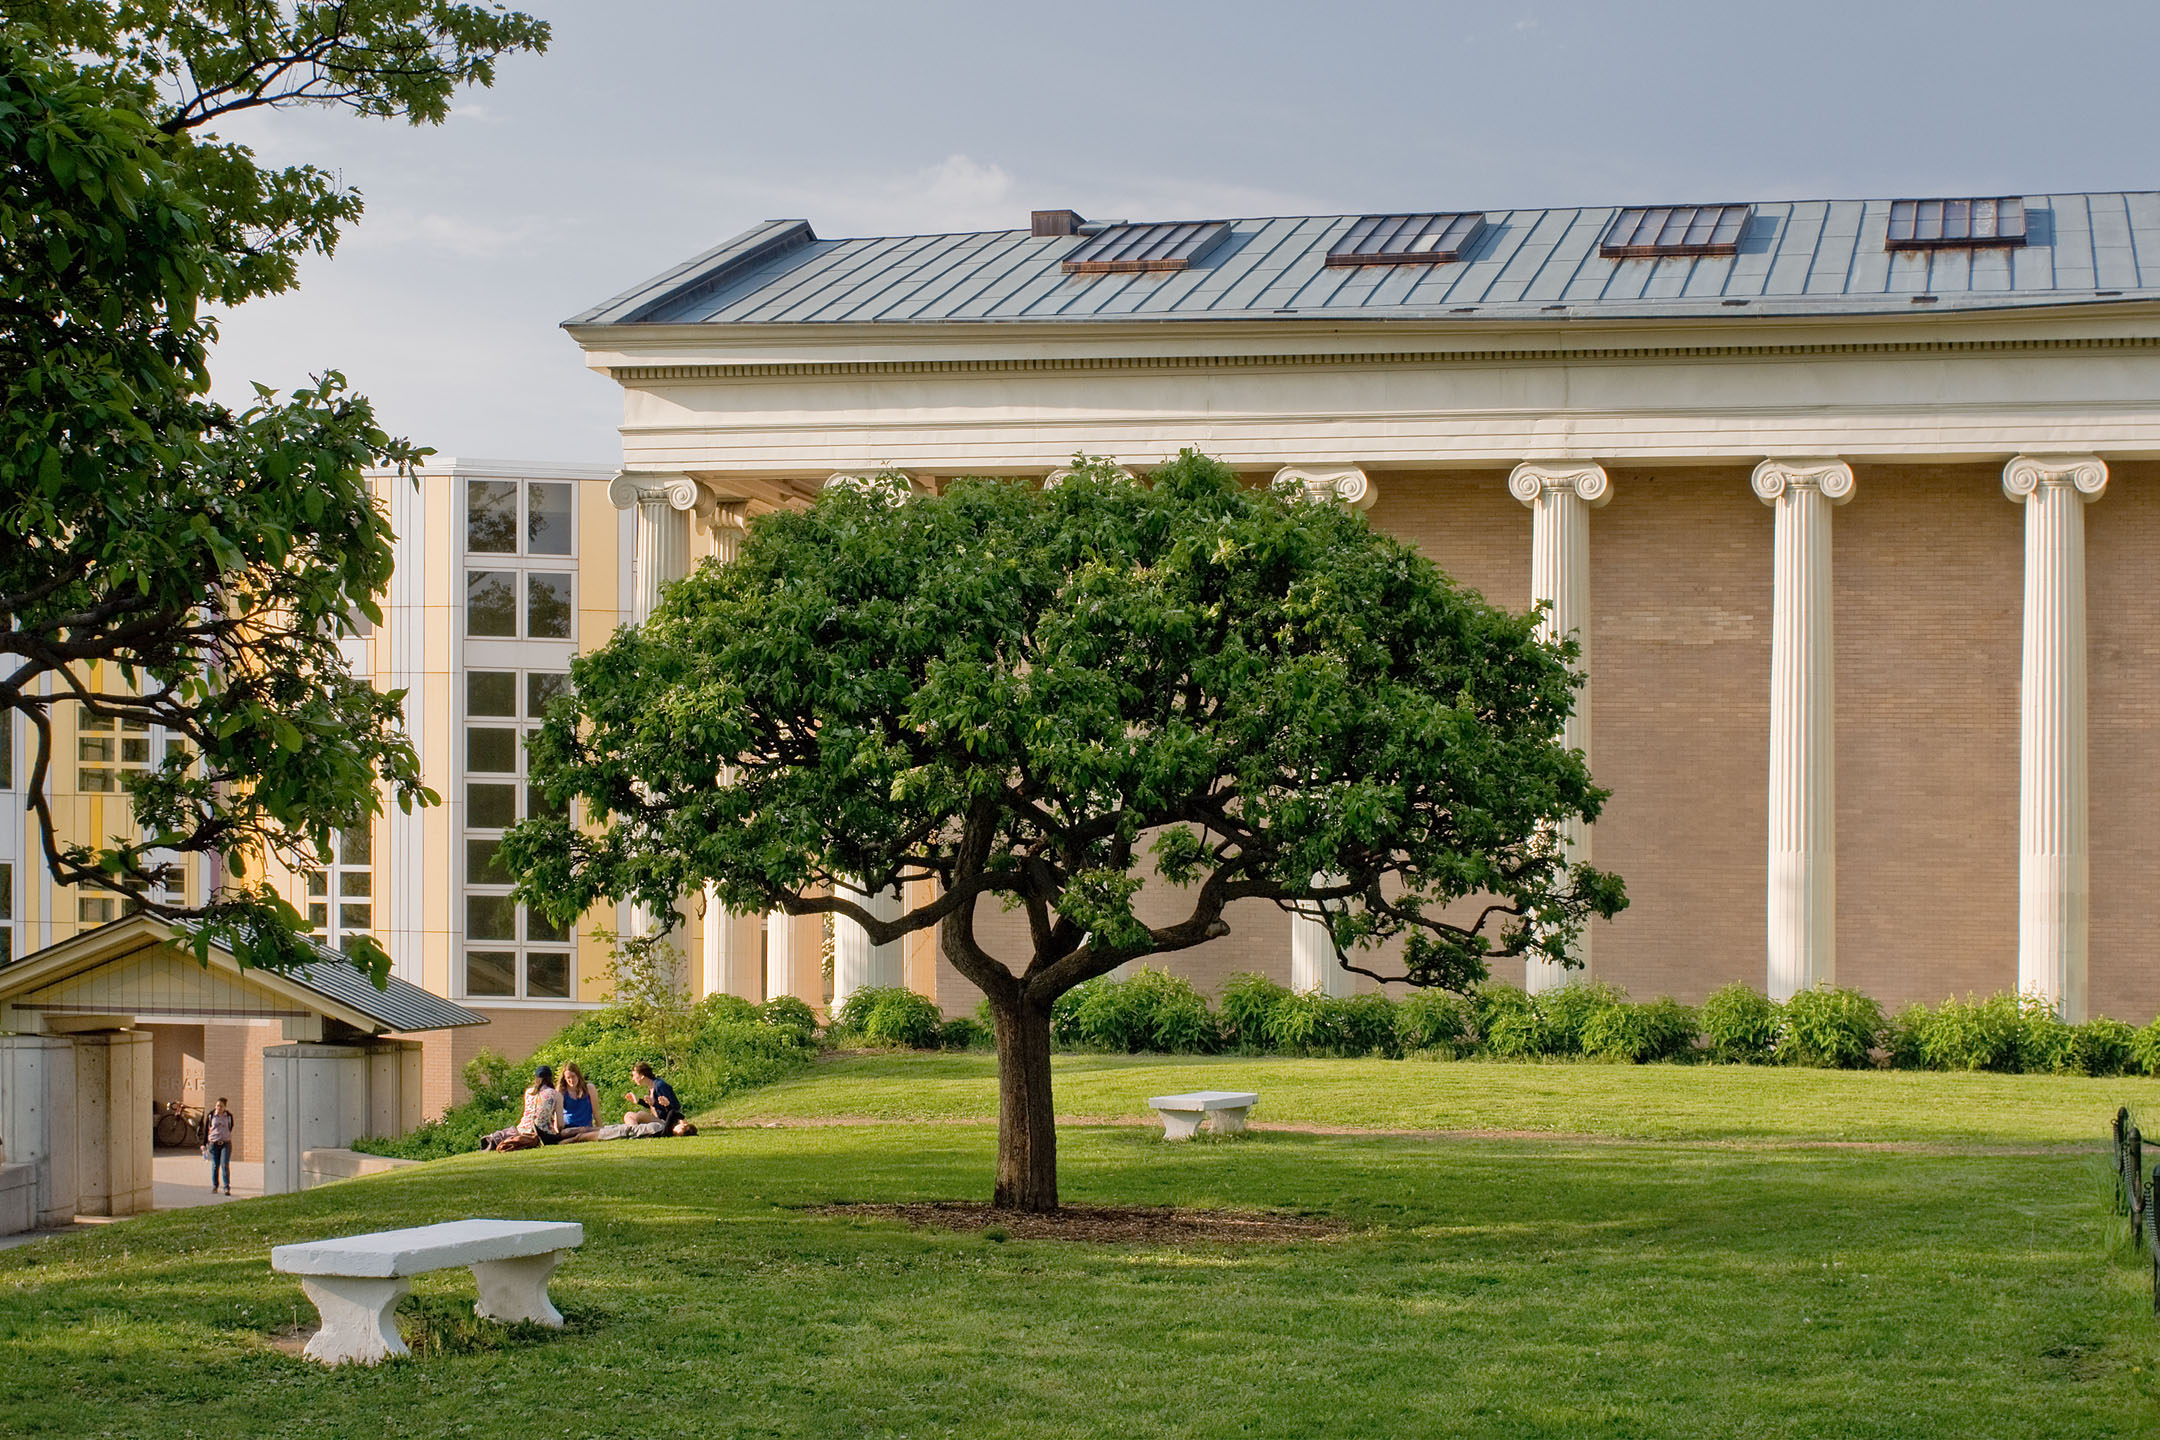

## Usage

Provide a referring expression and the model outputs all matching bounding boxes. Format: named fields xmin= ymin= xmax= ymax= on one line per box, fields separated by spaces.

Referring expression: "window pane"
xmin=467 ymin=893 xmax=517 ymax=940
xmin=526 ymin=951 xmax=570 ymax=998
xmin=466 ymin=837 xmax=510 ymax=886
xmin=121 ymin=718 xmax=148 ymax=733
xmin=526 ymin=673 xmax=570 ymax=719
xmin=526 ymin=573 xmax=573 ymax=640
xmin=79 ymin=768 xmax=114 ymax=792
xmin=0 ymin=928 xmax=10 ymax=964
xmin=80 ymin=737 xmax=114 ymax=763
xmin=0 ymin=714 xmax=10 ymax=789
xmin=466 ymin=571 xmax=518 ymax=637
xmin=339 ymin=872 xmax=372 ymax=898
xmin=527 ymin=482 xmax=574 ymax=555
xmin=121 ymin=738 xmax=149 ymax=764
xmin=466 ymin=480 xmax=518 ymax=554
xmin=0 ymin=863 xmax=11 ymax=922
xmin=78 ymin=896 xmax=114 ymax=924
xmin=467 ymin=726 xmax=518 ymax=774
xmin=527 ymin=782 xmax=565 ymax=821
xmin=339 ymin=904 xmax=372 ymax=931
xmin=468 ymin=671 xmax=517 ymax=717
xmin=307 ymin=902 xmax=328 ymax=930
xmin=466 ymin=950 xmax=517 ymax=997
xmin=306 ymin=871 xmax=328 ymax=897
xmin=527 ymin=906 xmax=570 ymax=943
xmin=339 ymin=825 xmax=370 ymax=866
xmin=79 ymin=713 xmax=114 ymax=732
xmin=467 ymin=782 xmax=517 ymax=829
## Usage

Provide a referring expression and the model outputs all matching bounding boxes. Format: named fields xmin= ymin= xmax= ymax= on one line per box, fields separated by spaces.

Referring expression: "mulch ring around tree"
xmin=814 ymin=1201 xmax=1350 ymax=1244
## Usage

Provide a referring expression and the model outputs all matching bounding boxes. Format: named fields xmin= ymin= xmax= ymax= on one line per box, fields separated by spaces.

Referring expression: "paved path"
xmin=0 ymin=1152 xmax=266 ymax=1252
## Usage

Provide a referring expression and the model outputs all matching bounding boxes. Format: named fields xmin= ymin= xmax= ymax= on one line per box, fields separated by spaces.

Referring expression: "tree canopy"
xmin=0 ymin=7 xmax=544 ymax=977
xmin=508 ymin=454 xmax=1626 ymax=1209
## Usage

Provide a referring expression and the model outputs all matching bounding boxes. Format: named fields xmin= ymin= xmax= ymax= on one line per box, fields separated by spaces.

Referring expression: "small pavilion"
xmin=0 ymin=916 xmax=484 ymax=1231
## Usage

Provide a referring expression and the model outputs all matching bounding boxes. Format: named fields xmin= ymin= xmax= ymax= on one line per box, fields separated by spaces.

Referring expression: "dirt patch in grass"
xmin=816 ymin=1201 xmax=1348 ymax=1244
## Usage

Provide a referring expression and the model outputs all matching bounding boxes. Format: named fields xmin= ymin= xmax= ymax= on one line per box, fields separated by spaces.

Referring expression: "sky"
xmin=203 ymin=0 xmax=2160 ymax=464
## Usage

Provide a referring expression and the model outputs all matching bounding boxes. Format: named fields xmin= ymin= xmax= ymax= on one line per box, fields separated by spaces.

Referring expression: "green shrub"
xmin=1539 ymin=982 xmax=1629 ymax=1057
xmin=1580 ymin=996 xmax=1698 ymax=1064
xmin=1261 ymin=992 xmax=1397 ymax=1057
xmin=1218 ymin=973 xmax=1292 ymax=1051
xmin=937 ymin=1017 xmax=992 ymax=1051
xmin=1395 ymin=989 xmax=1474 ymax=1056
xmin=2014 ymin=996 xmax=2077 ymax=1075
xmin=1057 ymin=968 xmax=1219 ymax=1053
xmin=1700 ymin=984 xmax=1782 ymax=1064
xmin=1475 ymin=984 xmax=1550 ymax=1059
xmin=1779 ymin=986 xmax=1883 ymax=1069
xmin=1914 ymin=993 xmax=2021 ymax=1071
xmin=756 ymin=995 xmax=818 ymax=1039
xmin=460 ymin=1048 xmax=524 ymax=1110
xmin=2135 ymin=1017 xmax=2160 ymax=1076
xmin=834 ymin=986 xmax=945 ymax=1049
xmin=1882 ymin=1005 xmax=1930 ymax=1070
xmin=2070 ymin=1017 xmax=2138 ymax=1077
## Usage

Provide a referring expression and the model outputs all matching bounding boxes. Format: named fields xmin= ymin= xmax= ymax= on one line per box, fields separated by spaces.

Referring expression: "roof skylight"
xmin=1600 ymin=204 xmax=1751 ymax=258
xmin=1886 ymin=197 xmax=2027 ymax=250
xmin=1062 ymin=221 xmax=1232 ymax=275
xmin=1326 ymin=213 xmax=1488 ymax=267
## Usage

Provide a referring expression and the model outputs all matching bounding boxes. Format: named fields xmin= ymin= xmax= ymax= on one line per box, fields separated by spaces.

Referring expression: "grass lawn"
xmin=0 ymin=1058 xmax=2153 ymax=1439
xmin=710 ymin=1051 xmax=2144 ymax=1144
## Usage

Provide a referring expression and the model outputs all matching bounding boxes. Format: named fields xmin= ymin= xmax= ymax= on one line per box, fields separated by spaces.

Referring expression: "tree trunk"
xmin=990 ymin=993 xmax=1059 ymax=1212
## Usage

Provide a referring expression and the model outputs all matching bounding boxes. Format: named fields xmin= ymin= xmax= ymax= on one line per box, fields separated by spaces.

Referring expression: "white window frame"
xmin=458 ymin=666 xmax=576 ymax=1002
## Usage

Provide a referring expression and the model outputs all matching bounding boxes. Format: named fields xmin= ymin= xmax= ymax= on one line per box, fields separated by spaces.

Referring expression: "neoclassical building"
xmin=563 ymin=193 xmax=2160 ymax=1023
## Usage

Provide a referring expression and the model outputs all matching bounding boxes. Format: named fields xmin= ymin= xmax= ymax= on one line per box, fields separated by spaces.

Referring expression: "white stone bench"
xmin=271 ymin=1218 xmax=583 ymax=1365
xmin=1147 ymin=1090 xmax=1259 ymax=1141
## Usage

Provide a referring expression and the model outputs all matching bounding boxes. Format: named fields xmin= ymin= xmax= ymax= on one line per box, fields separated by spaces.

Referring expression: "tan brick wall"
xmin=2087 ymin=460 xmax=2160 ymax=1022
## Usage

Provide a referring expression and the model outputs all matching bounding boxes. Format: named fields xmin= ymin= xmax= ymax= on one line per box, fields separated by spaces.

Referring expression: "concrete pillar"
xmin=1289 ymin=874 xmax=1356 ymax=997
xmin=2004 ymin=454 xmax=2108 ymax=1020
xmin=0 ymin=1033 xmax=82 ymax=1226
xmin=1752 ymin=459 xmax=1854 ymax=1000
xmin=71 ymin=1030 xmax=152 ymax=1216
xmin=832 ymin=881 xmax=904 ymax=1010
xmin=1510 ymin=462 xmax=1613 ymax=992
xmin=263 ymin=1041 xmax=420 ymax=1196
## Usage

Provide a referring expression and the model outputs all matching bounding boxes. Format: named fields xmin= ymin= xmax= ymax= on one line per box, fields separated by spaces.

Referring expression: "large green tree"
xmin=0 ymin=5 xmax=544 ymax=975
xmin=507 ymin=455 xmax=1626 ymax=1211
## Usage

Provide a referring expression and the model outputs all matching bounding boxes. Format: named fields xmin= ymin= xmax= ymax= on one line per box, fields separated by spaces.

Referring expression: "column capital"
xmin=1508 ymin=462 xmax=1611 ymax=508
xmin=607 ymin=471 xmax=700 ymax=513
xmin=1752 ymin=458 xmax=1854 ymax=506
xmin=2004 ymin=453 xmax=2107 ymax=503
xmin=1275 ymin=464 xmax=1376 ymax=511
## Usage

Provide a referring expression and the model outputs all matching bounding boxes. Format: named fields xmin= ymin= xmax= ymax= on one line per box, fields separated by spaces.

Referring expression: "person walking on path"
xmin=204 ymin=1098 xmax=235 ymax=1195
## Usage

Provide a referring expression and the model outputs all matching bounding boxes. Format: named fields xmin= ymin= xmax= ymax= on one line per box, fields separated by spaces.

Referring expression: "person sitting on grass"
xmin=623 ymin=1061 xmax=695 ymax=1136
xmin=558 ymin=1061 xmax=597 ymax=1135
xmin=482 ymin=1064 xmax=564 ymax=1151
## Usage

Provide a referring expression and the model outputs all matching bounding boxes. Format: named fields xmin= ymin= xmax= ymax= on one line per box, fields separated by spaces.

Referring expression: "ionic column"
xmin=1277 ymin=467 xmax=1376 ymax=996
xmin=831 ymin=880 xmax=904 ymax=1009
xmin=1752 ymin=459 xmax=1854 ymax=1000
xmin=2004 ymin=454 xmax=2107 ymax=1020
xmin=1509 ymin=462 xmax=1612 ymax=992
xmin=608 ymin=473 xmax=701 ymax=944
xmin=1290 ymin=876 xmax=1355 ymax=997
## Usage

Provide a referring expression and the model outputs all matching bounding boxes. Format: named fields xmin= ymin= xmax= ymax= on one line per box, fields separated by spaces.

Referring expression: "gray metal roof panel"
xmin=569 ymin=193 xmax=2160 ymax=330
xmin=287 ymin=940 xmax=490 ymax=1032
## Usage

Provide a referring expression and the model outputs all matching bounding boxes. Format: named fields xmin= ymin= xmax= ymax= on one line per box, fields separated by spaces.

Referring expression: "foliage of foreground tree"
xmin=507 ymin=455 xmax=1626 ymax=1210
xmin=0 ymin=6 xmax=544 ymax=976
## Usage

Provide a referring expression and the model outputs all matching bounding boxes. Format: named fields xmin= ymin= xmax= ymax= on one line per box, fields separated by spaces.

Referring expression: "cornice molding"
xmin=1752 ymin=458 xmax=1856 ymax=505
xmin=2003 ymin=453 xmax=2108 ymax=502
xmin=605 ymin=333 xmax=2160 ymax=387
xmin=1508 ymin=461 xmax=1611 ymax=508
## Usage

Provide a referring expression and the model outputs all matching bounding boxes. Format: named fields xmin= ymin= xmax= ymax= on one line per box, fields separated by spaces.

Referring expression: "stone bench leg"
xmin=470 ymin=1250 xmax=567 ymax=1327
xmin=1209 ymin=1105 xmax=1252 ymax=1135
xmin=299 ymin=1275 xmax=411 ymax=1366
xmin=1156 ymin=1107 xmax=1206 ymax=1141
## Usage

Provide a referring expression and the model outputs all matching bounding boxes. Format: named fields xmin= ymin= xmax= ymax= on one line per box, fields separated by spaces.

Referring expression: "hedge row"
xmin=887 ymin=967 xmax=2160 ymax=1073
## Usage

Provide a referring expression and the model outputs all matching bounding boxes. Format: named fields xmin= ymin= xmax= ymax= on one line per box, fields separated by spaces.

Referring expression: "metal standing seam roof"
xmin=287 ymin=943 xmax=490 ymax=1032
xmin=566 ymin=193 xmax=2160 ymax=329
